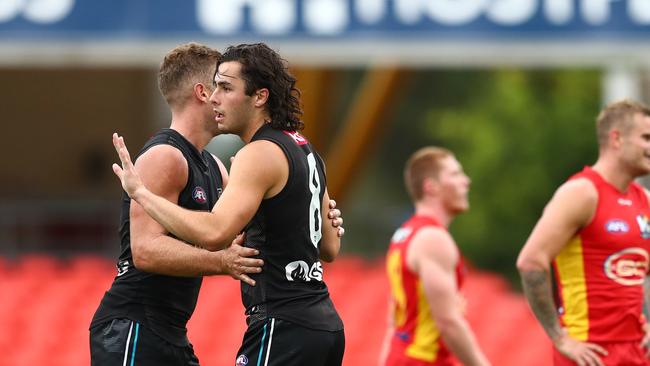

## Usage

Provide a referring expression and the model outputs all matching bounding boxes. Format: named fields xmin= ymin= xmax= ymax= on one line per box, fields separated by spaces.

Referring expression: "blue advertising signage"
xmin=1 ymin=0 xmax=650 ymax=40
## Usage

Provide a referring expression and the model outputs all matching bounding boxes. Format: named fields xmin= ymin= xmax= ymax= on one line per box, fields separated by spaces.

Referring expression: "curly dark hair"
xmin=217 ymin=43 xmax=304 ymax=131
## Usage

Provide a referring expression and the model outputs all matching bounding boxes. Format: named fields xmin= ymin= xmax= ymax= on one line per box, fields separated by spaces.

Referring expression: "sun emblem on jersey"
xmin=636 ymin=215 xmax=650 ymax=239
xmin=603 ymin=247 xmax=649 ymax=286
xmin=192 ymin=186 xmax=207 ymax=204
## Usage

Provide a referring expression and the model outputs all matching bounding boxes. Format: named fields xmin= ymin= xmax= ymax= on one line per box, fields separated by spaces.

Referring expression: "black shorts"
xmin=235 ymin=318 xmax=345 ymax=366
xmin=89 ymin=318 xmax=199 ymax=366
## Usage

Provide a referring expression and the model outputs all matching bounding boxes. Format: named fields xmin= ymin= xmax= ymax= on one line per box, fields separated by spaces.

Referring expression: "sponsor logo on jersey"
xmin=637 ymin=215 xmax=650 ymax=239
xmin=235 ymin=355 xmax=248 ymax=366
xmin=605 ymin=219 xmax=629 ymax=234
xmin=192 ymin=186 xmax=207 ymax=204
xmin=285 ymin=260 xmax=323 ymax=282
xmin=618 ymin=198 xmax=633 ymax=206
xmin=282 ymin=130 xmax=308 ymax=145
xmin=603 ymin=247 xmax=649 ymax=286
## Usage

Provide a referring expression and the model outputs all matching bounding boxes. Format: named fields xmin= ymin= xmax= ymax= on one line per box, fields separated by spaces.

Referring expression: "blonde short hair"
xmin=158 ymin=42 xmax=221 ymax=108
xmin=404 ymin=147 xmax=453 ymax=202
xmin=596 ymin=99 xmax=650 ymax=149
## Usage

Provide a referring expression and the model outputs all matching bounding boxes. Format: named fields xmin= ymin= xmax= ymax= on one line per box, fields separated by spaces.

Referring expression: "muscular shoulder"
xmin=553 ymin=177 xmax=597 ymax=213
xmin=556 ymin=177 xmax=598 ymax=202
xmin=406 ymin=226 xmax=458 ymax=274
xmin=540 ymin=177 xmax=598 ymax=231
xmin=233 ymin=140 xmax=286 ymax=176
xmin=241 ymin=140 xmax=285 ymax=159
xmin=134 ymin=144 xmax=188 ymax=195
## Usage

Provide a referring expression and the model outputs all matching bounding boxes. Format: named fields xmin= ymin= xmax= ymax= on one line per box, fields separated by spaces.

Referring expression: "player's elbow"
xmin=516 ymin=253 xmax=548 ymax=275
xmin=130 ymin=240 xmax=155 ymax=272
xmin=319 ymin=240 xmax=340 ymax=263
xmin=201 ymin=229 xmax=232 ymax=251
xmin=435 ymin=314 xmax=465 ymax=336
xmin=320 ymin=251 xmax=336 ymax=263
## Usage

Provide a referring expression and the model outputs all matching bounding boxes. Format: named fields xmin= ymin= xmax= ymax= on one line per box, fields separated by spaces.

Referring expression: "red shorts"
xmin=553 ymin=341 xmax=650 ymax=366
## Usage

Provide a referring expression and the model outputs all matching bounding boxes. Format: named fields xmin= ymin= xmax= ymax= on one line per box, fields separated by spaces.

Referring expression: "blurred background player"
xmin=112 ymin=43 xmax=346 ymax=366
xmin=382 ymin=147 xmax=491 ymax=366
xmin=89 ymin=43 xmax=264 ymax=366
xmin=517 ymin=99 xmax=650 ymax=366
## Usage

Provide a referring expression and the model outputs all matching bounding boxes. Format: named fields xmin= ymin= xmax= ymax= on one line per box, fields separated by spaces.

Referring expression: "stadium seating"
xmin=0 ymin=255 xmax=550 ymax=366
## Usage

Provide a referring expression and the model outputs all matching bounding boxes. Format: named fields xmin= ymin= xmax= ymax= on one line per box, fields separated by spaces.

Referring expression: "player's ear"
xmin=193 ymin=83 xmax=210 ymax=103
xmin=422 ymin=177 xmax=439 ymax=196
xmin=609 ymin=128 xmax=622 ymax=149
xmin=254 ymin=88 xmax=269 ymax=107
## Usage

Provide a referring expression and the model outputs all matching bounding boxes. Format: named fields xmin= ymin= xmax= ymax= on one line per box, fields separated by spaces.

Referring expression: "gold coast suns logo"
xmin=603 ymin=247 xmax=649 ymax=286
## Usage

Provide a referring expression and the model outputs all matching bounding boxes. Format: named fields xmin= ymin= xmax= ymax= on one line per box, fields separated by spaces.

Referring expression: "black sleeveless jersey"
xmin=90 ymin=129 xmax=224 ymax=346
xmin=242 ymin=124 xmax=343 ymax=331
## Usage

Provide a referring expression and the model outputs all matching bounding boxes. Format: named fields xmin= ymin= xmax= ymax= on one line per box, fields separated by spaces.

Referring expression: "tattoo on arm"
xmin=521 ymin=270 xmax=563 ymax=341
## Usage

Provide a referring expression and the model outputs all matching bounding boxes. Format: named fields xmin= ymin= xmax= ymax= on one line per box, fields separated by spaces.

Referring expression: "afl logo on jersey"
xmin=391 ymin=227 xmax=412 ymax=243
xmin=235 ymin=355 xmax=248 ymax=366
xmin=192 ymin=186 xmax=207 ymax=204
xmin=605 ymin=219 xmax=629 ymax=234
xmin=603 ymin=248 xmax=649 ymax=286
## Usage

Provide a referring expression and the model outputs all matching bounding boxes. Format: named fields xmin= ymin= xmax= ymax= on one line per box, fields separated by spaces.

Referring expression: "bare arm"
xmin=126 ymin=144 xmax=262 ymax=283
xmin=319 ymin=189 xmax=341 ymax=262
xmin=407 ymin=228 xmax=490 ymax=366
xmin=516 ymin=178 xmax=607 ymax=365
xmin=378 ymin=296 xmax=395 ymax=366
xmin=113 ymin=134 xmax=283 ymax=251
xmin=212 ymin=153 xmax=229 ymax=188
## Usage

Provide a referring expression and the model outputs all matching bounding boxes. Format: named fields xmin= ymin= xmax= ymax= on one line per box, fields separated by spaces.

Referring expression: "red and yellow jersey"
xmin=554 ymin=166 xmax=650 ymax=342
xmin=385 ymin=215 xmax=466 ymax=365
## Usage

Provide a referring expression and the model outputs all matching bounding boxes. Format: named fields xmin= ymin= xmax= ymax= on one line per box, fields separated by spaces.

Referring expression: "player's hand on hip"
xmin=328 ymin=199 xmax=345 ymax=237
xmin=112 ymin=133 xmax=145 ymax=199
xmin=222 ymin=234 xmax=263 ymax=286
xmin=554 ymin=330 xmax=607 ymax=366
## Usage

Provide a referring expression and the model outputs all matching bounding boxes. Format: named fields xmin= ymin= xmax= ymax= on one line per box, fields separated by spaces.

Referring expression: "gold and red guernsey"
xmin=554 ymin=166 xmax=650 ymax=343
xmin=386 ymin=215 xmax=466 ymax=365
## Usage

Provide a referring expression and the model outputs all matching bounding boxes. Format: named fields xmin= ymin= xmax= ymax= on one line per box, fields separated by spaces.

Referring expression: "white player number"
xmin=307 ymin=153 xmax=322 ymax=247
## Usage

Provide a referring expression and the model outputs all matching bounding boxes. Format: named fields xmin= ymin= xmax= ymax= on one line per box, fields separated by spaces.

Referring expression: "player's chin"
xmin=636 ymin=162 xmax=650 ymax=176
xmin=452 ymin=202 xmax=470 ymax=214
xmin=216 ymin=123 xmax=230 ymax=134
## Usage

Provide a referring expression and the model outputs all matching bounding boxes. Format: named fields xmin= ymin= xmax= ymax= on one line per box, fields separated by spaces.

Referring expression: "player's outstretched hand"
xmin=328 ymin=199 xmax=345 ymax=238
xmin=554 ymin=330 xmax=607 ymax=366
xmin=221 ymin=234 xmax=263 ymax=286
xmin=112 ymin=133 xmax=145 ymax=199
